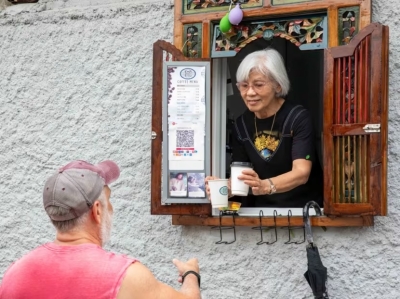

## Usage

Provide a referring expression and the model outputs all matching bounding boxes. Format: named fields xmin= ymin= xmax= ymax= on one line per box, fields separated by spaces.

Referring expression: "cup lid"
xmin=231 ymin=161 xmax=253 ymax=167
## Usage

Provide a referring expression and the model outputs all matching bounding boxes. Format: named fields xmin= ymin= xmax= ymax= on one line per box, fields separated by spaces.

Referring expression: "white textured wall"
xmin=0 ymin=1 xmax=399 ymax=298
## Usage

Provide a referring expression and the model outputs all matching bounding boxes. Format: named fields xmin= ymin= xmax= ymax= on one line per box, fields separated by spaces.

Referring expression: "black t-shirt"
xmin=231 ymin=101 xmax=323 ymax=208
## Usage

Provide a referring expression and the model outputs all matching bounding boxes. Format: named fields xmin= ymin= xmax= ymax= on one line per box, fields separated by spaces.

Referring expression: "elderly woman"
xmin=207 ymin=48 xmax=323 ymax=208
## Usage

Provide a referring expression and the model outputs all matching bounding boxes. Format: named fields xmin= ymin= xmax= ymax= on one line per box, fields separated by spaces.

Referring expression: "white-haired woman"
xmin=207 ymin=48 xmax=323 ymax=208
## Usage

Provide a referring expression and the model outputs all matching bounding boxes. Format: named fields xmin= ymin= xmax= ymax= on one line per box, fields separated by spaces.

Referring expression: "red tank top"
xmin=0 ymin=243 xmax=136 ymax=299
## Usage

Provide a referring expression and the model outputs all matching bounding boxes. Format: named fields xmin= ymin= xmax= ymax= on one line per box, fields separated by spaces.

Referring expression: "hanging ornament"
xmin=228 ymin=4 xmax=243 ymax=25
xmin=223 ymin=27 xmax=237 ymax=39
xmin=219 ymin=13 xmax=232 ymax=33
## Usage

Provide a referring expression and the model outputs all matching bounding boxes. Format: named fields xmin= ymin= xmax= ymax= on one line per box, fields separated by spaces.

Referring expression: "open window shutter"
xmin=323 ymin=23 xmax=389 ymax=216
xmin=151 ymin=40 xmax=212 ymax=215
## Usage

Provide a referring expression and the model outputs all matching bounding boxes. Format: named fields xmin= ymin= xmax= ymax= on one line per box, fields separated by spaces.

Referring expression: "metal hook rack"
xmin=283 ymin=210 xmax=305 ymax=244
xmin=210 ymin=210 xmax=237 ymax=244
xmin=251 ymin=210 xmax=278 ymax=245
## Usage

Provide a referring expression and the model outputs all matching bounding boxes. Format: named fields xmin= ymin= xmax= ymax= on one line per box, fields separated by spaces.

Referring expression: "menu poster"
xmin=162 ymin=61 xmax=210 ymax=204
xmin=167 ymin=66 xmax=206 ymax=171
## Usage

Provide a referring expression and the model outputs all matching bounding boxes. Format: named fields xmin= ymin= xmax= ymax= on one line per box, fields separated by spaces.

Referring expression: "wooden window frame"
xmin=151 ymin=0 xmax=388 ymax=227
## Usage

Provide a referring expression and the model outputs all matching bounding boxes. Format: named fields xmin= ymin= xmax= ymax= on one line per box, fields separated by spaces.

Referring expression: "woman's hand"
xmin=238 ymin=169 xmax=268 ymax=195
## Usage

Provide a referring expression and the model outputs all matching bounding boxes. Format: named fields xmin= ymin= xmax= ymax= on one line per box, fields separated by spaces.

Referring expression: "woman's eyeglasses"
xmin=236 ymin=82 xmax=267 ymax=92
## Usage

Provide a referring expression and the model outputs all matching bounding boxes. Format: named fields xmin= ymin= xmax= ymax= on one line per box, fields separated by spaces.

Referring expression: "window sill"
xmin=172 ymin=215 xmax=374 ymax=227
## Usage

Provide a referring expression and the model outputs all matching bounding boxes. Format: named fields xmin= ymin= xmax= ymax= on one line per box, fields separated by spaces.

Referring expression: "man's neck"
xmin=54 ymin=230 xmax=102 ymax=247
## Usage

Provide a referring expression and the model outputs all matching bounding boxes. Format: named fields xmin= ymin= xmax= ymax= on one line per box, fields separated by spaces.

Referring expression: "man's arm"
xmin=117 ymin=259 xmax=201 ymax=299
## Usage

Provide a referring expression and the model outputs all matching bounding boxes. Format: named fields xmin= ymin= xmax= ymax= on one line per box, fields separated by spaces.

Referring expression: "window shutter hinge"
xmin=151 ymin=131 xmax=157 ymax=140
xmin=363 ymin=124 xmax=380 ymax=133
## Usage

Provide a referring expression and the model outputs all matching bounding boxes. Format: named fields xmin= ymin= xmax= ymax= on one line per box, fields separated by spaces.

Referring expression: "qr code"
xmin=176 ymin=130 xmax=194 ymax=148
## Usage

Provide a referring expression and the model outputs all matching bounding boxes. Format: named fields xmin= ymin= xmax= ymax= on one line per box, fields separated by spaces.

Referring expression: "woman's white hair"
xmin=236 ymin=48 xmax=290 ymax=97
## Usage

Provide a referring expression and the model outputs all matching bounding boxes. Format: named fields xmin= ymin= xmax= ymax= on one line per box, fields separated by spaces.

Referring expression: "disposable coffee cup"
xmin=230 ymin=162 xmax=253 ymax=196
xmin=208 ymin=179 xmax=229 ymax=208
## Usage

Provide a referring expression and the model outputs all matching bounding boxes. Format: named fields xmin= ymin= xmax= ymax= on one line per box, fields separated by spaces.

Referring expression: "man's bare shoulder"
xmin=117 ymin=262 xmax=154 ymax=299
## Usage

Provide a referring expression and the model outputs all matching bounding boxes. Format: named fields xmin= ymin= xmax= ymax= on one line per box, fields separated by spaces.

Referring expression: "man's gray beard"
xmin=100 ymin=208 xmax=113 ymax=246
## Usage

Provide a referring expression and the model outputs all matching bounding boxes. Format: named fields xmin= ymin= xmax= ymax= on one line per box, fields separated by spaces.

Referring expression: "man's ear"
xmin=91 ymin=201 xmax=102 ymax=225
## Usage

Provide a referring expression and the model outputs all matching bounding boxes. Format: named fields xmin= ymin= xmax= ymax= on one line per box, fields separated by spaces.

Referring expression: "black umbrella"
xmin=303 ymin=201 xmax=329 ymax=299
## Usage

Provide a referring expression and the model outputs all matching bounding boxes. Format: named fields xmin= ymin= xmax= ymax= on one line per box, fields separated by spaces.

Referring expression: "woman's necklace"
xmin=254 ymin=112 xmax=279 ymax=152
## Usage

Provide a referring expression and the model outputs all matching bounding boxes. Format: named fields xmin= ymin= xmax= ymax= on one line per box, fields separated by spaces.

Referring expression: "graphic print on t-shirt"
xmin=253 ymin=129 xmax=280 ymax=159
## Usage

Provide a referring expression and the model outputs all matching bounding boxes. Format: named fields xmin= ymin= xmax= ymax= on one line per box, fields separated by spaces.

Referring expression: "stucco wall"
xmin=0 ymin=1 xmax=399 ymax=298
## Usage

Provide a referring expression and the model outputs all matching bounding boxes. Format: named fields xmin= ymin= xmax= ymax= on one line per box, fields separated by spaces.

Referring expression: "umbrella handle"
xmin=303 ymin=201 xmax=322 ymax=245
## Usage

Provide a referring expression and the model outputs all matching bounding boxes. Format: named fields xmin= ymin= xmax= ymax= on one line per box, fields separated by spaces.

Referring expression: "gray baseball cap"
xmin=43 ymin=160 xmax=120 ymax=221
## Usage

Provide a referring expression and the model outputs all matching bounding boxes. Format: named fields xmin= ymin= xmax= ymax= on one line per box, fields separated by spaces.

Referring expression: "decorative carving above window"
xmin=338 ymin=7 xmax=360 ymax=45
xmin=183 ymin=24 xmax=202 ymax=58
xmin=183 ymin=0 xmax=262 ymax=15
xmin=272 ymin=0 xmax=317 ymax=5
xmin=212 ymin=15 xmax=327 ymax=58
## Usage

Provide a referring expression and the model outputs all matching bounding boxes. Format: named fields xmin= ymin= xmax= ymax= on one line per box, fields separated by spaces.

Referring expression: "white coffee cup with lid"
xmin=230 ymin=162 xmax=253 ymax=196
xmin=208 ymin=179 xmax=229 ymax=208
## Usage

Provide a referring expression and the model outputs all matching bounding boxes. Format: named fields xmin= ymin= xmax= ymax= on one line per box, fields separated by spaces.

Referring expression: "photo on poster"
xmin=169 ymin=172 xmax=187 ymax=197
xmin=187 ymin=172 xmax=206 ymax=198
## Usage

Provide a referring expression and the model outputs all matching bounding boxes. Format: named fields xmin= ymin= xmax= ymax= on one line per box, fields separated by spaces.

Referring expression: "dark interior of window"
xmin=225 ymin=37 xmax=324 ymax=207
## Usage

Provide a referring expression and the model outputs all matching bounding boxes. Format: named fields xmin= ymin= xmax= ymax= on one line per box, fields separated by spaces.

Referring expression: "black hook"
xmin=251 ymin=210 xmax=278 ymax=245
xmin=211 ymin=210 xmax=237 ymax=244
xmin=284 ymin=210 xmax=305 ymax=245
xmin=303 ymin=201 xmax=323 ymax=247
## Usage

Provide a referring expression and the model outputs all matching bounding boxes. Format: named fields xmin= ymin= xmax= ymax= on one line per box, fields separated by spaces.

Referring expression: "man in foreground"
xmin=0 ymin=160 xmax=201 ymax=299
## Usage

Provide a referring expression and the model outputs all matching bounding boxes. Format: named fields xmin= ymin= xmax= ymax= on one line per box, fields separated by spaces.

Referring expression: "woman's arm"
xmin=243 ymin=159 xmax=311 ymax=195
